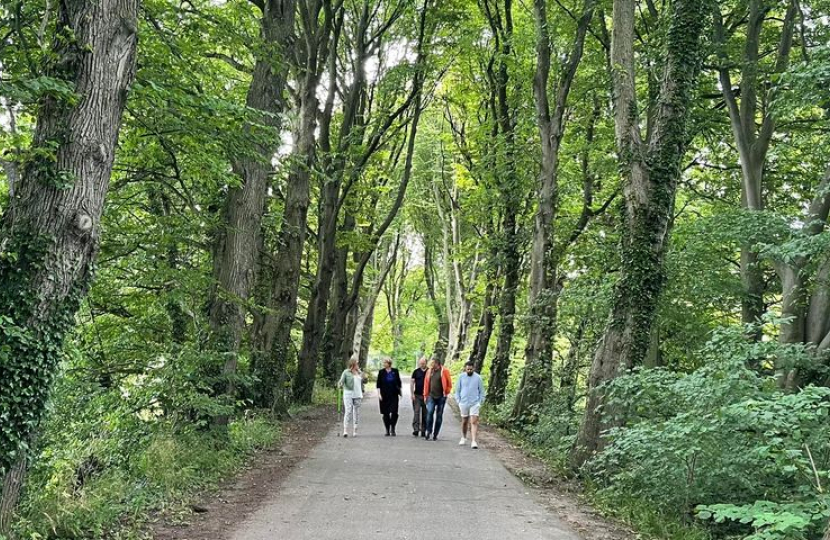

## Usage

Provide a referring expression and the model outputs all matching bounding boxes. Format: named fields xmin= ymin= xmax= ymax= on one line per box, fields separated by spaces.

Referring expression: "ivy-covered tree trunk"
xmin=0 ymin=0 xmax=138 ymax=530
xmin=294 ymin=171 xmax=341 ymax=403
xmin=570 ymin=0 xmax=711 ymax=469
xmin=207 ymin=0 xmax=295 ymax=420
xmin=512 ymin=0 xmax=594 ymax=423
xmin=250 ymin=70 xmax=318 ymax=410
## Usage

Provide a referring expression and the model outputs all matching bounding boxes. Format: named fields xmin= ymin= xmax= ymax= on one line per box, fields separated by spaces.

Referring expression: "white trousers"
xmin=343 ymin=397 xmax=361 ymax=431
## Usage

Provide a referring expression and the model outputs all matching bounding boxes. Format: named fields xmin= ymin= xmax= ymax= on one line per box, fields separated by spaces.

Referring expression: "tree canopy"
xmin=2 ymin=0 xmax=830 ymax=538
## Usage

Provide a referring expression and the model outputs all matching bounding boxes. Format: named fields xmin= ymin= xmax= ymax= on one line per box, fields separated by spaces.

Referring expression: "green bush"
xmin=590 ymin=327 xmax=830 ymax=540
xmin=13 ymin=346 xmax=281 ymax=540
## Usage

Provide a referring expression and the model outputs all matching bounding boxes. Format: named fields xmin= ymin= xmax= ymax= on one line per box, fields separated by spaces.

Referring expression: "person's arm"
xmin=376 ymin=371 xmax=382 ymax=400
xmin=455 ymin=375 xmax=461 ymax=402
xmin=396 ymin=369 xmax=402 ymax=396
xmin=478 ymin=375 xmax=486 ymax=405
xmin=410 ymin=371 xmax=416 ymax=400
xmin=337 ymin=370 xmax=345 ymax=389
xmin=445 ymin=369 xmax=452 ymax=396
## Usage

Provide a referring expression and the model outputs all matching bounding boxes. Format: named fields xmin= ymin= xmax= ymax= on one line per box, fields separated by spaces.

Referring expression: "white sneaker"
xmin=458 ymin=437 xmax=467 ymax=445
xmin=471 ymin=441 xmax=478 ymax=449
xmin=352 ymin=428 xmax=357 ymax=437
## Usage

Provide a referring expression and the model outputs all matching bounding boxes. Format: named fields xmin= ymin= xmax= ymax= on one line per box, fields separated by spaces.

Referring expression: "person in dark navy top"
xmin=376 ymin=357 xmax=402 ymax=436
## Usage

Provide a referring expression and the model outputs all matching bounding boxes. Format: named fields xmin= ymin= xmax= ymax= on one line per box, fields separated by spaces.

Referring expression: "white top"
xmin=343 ymin=372 xmax=363 ymax=400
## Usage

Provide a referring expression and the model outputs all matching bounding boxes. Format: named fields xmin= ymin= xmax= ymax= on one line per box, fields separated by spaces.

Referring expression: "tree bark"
xmin=353 ymin=237 xmax=398 ymax=358
xmin=488 ymin=209 xmax=519 ymax=406
xmin=512 ymin=0 xmax=595 ymax=422
xmin=425 ymin=239 xmax=450 ymax=362
xmin=481 ymin=0 xmax=522 ymax=407
xmin=293 ymin=1 xmax=371 ymax=404
xmin=250 ymin=0 xmax=336 ymax=412
xmin=570 ymin=0 xmax=711 ymax=469
xmin=714 ymin=0 xmax=797 ymax=334
xmin=469 ymin=275 xmax=499 ymax=373
xmin=207 ymin=0 xmax=296 ymax=421
xmin=0 ymin=0 xmax=138 ymax=529
xmin=777 ymin=165 xmax=830 ymax=388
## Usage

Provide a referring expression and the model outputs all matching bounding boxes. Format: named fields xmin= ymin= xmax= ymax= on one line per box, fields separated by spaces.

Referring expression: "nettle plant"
xmin=589 ymin=326 xmax=830 ymax=540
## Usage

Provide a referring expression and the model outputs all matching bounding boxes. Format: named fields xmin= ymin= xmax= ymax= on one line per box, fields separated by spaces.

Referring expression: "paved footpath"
xmin=228 ymin=377 xmax=581 ymax=540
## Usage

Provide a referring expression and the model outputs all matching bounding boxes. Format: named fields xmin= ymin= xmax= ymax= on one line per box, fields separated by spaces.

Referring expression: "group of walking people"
xmin=337 ymin=355 xmax=486 ymax=449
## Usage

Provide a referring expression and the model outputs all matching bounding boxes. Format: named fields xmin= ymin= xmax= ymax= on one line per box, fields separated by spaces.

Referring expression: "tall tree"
xmin=294 ymin=0 xmax=431 ymax=402
xmin=511 ymin=0 xmax=595 ymax=422
xmin=571 ymin=0 xmax=712 ymax=467
xmin=250 ymin=0 xmax=338 ymax=413
xmin=480 ymin=0 xmax=523 ymax=407
xmin=0 ymin=0 xmax=138 ymax=529
xmin=713 ymin=0 xmax=798 ymax=335
xmin=206 ymin=0 xmax=296 ymax=419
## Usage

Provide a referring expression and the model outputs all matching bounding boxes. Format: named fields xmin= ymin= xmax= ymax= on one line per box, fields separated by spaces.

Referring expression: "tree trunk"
xmin=322 ymin=217 xmax=353 ymax=382
xmin=250 ymin=3 xmax=334 ymax=409
xmin=425 ymin=240 xmax=450 ymax=362
xmin=777 ymin=166 xmax=830 ymax=388
xmin=480 ymin=0 xmax=522 ymax=407
xmin=0 ymin=0 xmax=138 ymax=529
xmin=359 ymin=299 xmax=376 ymax=369
xmin=353 ymin=239 xmax=398 ymax=358
xmin=294 ymin=175 xmax=340 ymax=402
xmin=570 ymin=0 xmax=710 ymax=469
xmin=469 ymin=277 xmax=499 ymax=372
xmin=207 ymin=0 xmax=296 ymax=421
xmin=560 ymin=316 xmax=588 ymax=413
xmin=714 ymin=0 xmax=797 ymax=335
xmin=512 ymin=0 xmax=594 ymax=423
xmin=488 ymin=211 xmax=519 ymax=406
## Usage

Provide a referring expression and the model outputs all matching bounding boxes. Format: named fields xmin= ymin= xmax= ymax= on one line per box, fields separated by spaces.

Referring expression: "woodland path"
xmin=227 ymin=377 xmax=582 ymax=540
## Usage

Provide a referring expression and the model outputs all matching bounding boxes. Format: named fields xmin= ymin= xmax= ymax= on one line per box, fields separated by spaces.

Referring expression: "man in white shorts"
xmin=455 ymin=361 xmax=485 ymax=449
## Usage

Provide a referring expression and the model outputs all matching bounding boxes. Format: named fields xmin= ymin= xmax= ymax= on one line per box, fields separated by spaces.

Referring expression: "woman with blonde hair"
xmin=337 ymin=355 xmax=363 ymax=437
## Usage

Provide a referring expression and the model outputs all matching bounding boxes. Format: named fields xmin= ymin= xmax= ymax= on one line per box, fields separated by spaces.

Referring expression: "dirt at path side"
xmin=474 ymin=421 xmax=635 ymax=540
xmin=150 ymin=406 xmax=334 ymax=540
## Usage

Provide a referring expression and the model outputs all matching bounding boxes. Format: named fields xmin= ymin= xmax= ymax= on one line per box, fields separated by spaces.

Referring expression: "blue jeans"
xmin=425 ymin=396 xmax=446 ymax=437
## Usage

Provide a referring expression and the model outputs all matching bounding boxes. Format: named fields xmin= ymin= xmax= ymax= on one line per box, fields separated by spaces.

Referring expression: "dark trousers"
xmin=382 ymin=411 xmax=399 ymax=429
xmin=425 ymin=396 xmax=446 ymax=437
xmin=412 ymin=395 xmax=427 ymax=433
xmin=380 ymin=394 xmax=399 ymax=431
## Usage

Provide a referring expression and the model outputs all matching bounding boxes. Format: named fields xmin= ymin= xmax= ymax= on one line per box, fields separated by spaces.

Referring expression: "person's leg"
xmin=412 ymin=397 xmax=421 ymax=435
xmin=425 ymin=397 xmax=435 ymax=439
xmin=433 ymin=397 xmax=446 ymax=438
xmin=460 ymin=415 xmax=469 ymax=442
xmin=470 ymin=414 xmax=479 ymax=446
xmin=353 ymin=399 xmax=361 ymax=435
xmin=419 ymin=397 xmax=427 ymax=436
xmin=343 ymin=396 xmax=352 ymax=436
xmin=390 ymin=400 xmax=398 ymax=435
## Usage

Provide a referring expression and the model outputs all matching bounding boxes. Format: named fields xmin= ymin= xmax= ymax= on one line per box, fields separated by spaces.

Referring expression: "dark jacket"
xmin=376 ymin=367 xmax=402 ymax=398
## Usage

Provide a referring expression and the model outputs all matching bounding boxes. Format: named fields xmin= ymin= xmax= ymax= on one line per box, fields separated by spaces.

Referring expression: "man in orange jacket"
xmin=423 ymin=356 xmax=452 ymax=441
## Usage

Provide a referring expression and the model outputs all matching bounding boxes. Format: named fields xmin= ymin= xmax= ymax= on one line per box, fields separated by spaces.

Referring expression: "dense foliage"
xmin=2 ymin=0 xmax=830 ymax=538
